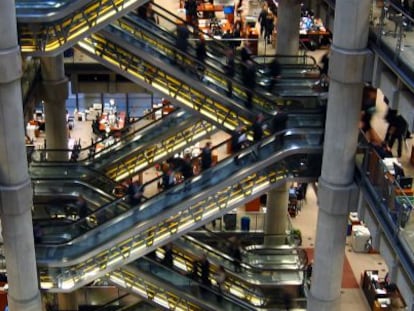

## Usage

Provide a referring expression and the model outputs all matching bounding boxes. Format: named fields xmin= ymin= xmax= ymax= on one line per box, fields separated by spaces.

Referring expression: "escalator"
xmin=30 ymin=108 xmax=218 ymax=183
xmin=102 ymin=12 xmax=324 ymax=117
xmin=76 ymin=30 xmax=325 ymax=138
xmin=123 ymin=3 xmax=322 ymax=97
xmin=107 ymin=254 xmax=307 ymax=310
xmin=35 ymin=129 xmax=323 ymax=292
xmin=16 ymin=0 xmax=148 ymax=56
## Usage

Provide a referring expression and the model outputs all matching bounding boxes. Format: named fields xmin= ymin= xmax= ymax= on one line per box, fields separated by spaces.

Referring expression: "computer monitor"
xmin=393 ymin=162 xmax=405 ymax=179
xmin=223 ymin=6 xmax=234 ymax=14
xmin=397 ymin=177 xmax=413 ymax=189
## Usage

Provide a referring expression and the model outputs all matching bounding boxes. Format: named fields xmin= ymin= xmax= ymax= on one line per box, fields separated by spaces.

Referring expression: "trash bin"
xmin=241 ymin=216 xmax=250 ymax=231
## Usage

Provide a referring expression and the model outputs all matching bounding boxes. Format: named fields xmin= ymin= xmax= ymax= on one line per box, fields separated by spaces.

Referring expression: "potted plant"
xmin=291 ymin=228 xmax=302 ymax=246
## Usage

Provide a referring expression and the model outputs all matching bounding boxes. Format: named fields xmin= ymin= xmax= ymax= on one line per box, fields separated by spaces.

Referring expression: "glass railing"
xmin=31 ymin=164 xmax=118 ymax=195
xmin=115 ymin=10 xmax=323 ymax=106
xmin=355 ymin=133 xmax=414 ymax=284
xmin=31 ymin=121 xmax=217 ymax=186
xmin=116 ymin=255 xmax=307 ymax=310
xmin=30 ymin=107 xmax=180 ymax=163
xmin=77 ymin=32 xmax=326 ymax=136
xmin=36 ymin=129 xmax=323 ymax=291
xmin=320 ymin=0 xmax=414 ymax=93
xmin=16 ymin=0 xmax=148 ymax=55
xmin=369 ymin=1 xmax=414 ymax=90
xmin=16 ymin=0 xmax=88 ymax=21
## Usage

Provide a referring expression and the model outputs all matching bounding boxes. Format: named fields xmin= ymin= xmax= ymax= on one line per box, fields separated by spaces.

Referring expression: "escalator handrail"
xmin=126 ymin=7 xmax=321 ymax=104
xmin=34 ymin=129 xmax=322 ymax=251
xmin=29 ymin=106 xmax=174 ymax=164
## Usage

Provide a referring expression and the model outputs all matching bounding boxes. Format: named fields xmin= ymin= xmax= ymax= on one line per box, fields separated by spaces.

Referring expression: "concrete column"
xmin=40 ymin=55 xmax=69 ymax=161
xmin=0 ymin=1 xmax=42 ymax=311
xmin=307 ymin=1 xmax=371 ymax=311
xmin=276 ymin=0 xmax=301 ymax=56
xmin=264 ymin=184 xmax=289 ymax=246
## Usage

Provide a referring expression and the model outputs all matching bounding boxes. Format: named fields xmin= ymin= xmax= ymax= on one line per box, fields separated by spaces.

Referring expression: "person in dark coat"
xmin=162 ymin=243 xmax=174 ymax=268
xmin=258 ymin=6 xmax=268 ymax=37
xmin=224 ymin=48 xmax=236 ymax=97
xmin=181 ymin=154 xmax=194 ymax=191
xmin=75 ymin=194 xmax=88 ymax=218
xmin=273 ymin=110 xmax=288 ymax=146
xmin=252 ymin=113 xmax=265 ymax=142
xmin=319 ymin=51 xmax=330 ymax=76
xmin=268 ymin=58 xmax=282 ymax=91
xmin=264 ymin=12 xmax=274 ymax=44
xmin=190 ymin=253 xmax=211 ymax=292
xmin=241 ymin=58 xmax=256 ymax=109
xmin=240 ymin=41 xmax=252 ymax=62
xmin=200 ymin=142 xmax=213 ymax=171
xmin=184 ymin=0 xmax=198 ymax=26
xmin=386 ymin=114 xmax=408 ymax=157
xmin=127 ymin=179 xmax=144 ymax=205
xmin=232 ymin=20 xmax=242 ymax=50
xmin=195 ymin=33 xmax=207 ymax=77
xmin=231 ymin=126 xmax=247 ymax=164
xmin=175 ymin=23 xmax=190 ymax=68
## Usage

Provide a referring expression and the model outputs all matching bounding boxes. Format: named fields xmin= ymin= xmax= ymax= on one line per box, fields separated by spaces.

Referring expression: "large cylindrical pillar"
xmin=0 ymin=1 xmax=42 ymax=311
xmin=40 ymin=55 xmax=69 ymax=161
xmin=307 ymin=1 xmax=371 ymax=311
xmin=264 ymin=184 xmax=289 ymax=246
xmin=276 ymin=0 xmax=301 ymax=55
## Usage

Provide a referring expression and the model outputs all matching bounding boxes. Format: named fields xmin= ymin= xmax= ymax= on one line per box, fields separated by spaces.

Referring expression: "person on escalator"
xmin=127 ymin=178 xmax=145 ymax=205
xmin=192 ymin=253 xmax=211 ymax=287
xmin=214 ymin=265 xmax=227 ymax=300
xmin=195 ymin=33 xmax=207 ymax=79
xmin=162 ymin=243 xmax=174 ymax=268
xmin=200 ymin=142 xmax=213 ymax=171
xmin=223 ymin=48 xmax=235 ymax=97
xmin=175 ymin=23 xmax=190 ymax=69
xmin=241 ymin=57 xmax=256 ymax=109
xmin=161 ymin=163 xmax=176 ymax=191
xmin=74 ymin=194 xmax=88 ymax=219
xmin=251 ymin=113 xmax=266 ymax=143
xmin=272 ymin=109 xmax=288 ymax=147
xmin=231 ymin=125 xmax=247 ymax=165
xmin=267 ymin=58 xmax=282 ymax=91
xmin=229 ymin=238 xmax=242 ymax=272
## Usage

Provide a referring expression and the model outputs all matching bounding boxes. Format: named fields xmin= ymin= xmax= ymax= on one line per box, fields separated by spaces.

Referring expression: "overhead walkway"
xmin=33 ymin=129 xmax=323 ymax=292
xmin=16 ymin=0 xmax=148 ymax=56
xmin=30 ymin=108 xmax=218 ymax=183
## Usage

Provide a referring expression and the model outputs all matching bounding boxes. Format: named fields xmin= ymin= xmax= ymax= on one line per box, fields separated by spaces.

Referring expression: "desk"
xmin=299 ymin=30 xmax=331 ymax=50
xmin=198 ymin=18 xmax=232 ymax=36
xmin=197 ymin=4 xmax=224 ymax=12
xmin=98 ymin=111 xmax=126 ymax=132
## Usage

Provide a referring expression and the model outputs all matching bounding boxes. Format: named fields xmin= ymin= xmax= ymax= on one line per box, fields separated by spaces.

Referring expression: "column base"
xmin=8 ymin=292 xmax=42 ymax=311
xmin=307 ymin=291 xmax=341 ymax=311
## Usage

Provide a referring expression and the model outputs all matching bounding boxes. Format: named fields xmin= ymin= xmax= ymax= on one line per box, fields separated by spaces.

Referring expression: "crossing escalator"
xmin=76 ymin=29 xmax=325 ymax=139
xmin=30 ymin=108 xmax=217 ymax=183
xmin=107 ymin=254 xmax=307 ymax=310
xmin=122 ymin=3 xmax=322 ymax=97
xmin=34 ymin=128 xmax=323 ymax=292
